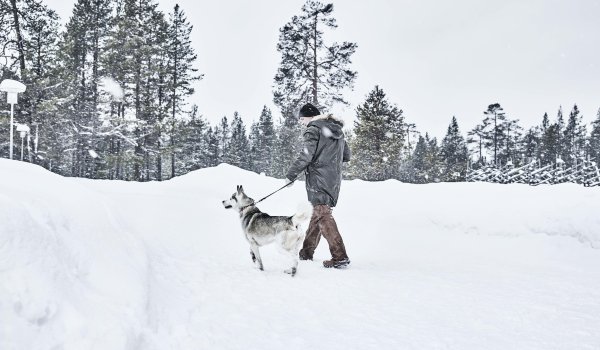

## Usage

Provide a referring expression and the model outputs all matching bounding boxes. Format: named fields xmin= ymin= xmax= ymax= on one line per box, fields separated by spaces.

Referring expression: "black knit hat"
xmin=298 ymin=103 xmax=320 ymax=118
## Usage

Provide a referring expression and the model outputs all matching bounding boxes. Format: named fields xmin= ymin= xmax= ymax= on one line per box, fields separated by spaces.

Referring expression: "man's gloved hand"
xmin=285 ymin=178 xmax=295 ymax=187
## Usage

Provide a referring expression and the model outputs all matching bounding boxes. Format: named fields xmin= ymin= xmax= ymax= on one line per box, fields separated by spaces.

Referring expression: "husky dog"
xmin=222 ymin=185 xmax=312 ymax=276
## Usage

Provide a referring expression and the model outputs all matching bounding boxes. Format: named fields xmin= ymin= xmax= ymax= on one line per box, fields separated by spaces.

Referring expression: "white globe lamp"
xmin=0 ymin=79 xmax=27 ymax=160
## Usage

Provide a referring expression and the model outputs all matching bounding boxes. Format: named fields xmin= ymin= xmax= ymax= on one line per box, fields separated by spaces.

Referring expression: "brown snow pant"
xmin=300 ymin=204 xmax=349 ymax=261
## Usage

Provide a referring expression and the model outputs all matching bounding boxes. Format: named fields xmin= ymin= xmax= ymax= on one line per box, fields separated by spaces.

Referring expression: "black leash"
xmin=241 ymin=181 xmax=294 ymax=210
xmin=255 ymin=181 xmax=294 ymax=204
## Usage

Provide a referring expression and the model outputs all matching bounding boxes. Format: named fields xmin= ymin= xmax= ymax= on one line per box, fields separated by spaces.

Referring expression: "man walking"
xmin=286 ymin=103 xmax=351 ymax=269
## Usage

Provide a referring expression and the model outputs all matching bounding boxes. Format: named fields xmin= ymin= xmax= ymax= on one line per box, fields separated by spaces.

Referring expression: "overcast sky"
xmin=46 ymin=0 xmax=600 ymax=138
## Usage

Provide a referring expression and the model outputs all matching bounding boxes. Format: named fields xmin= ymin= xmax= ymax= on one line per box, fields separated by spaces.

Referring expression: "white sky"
xmin=46 ymin=0 xmax=600 ymax=139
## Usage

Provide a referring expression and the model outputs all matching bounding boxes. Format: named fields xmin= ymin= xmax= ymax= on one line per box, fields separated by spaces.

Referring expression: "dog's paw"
xmin=284 ymin=267 xmax=297 ymax=277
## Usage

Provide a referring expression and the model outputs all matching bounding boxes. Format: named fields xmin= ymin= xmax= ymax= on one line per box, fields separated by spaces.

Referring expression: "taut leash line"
xmin=254 ymin=181 xmax=294 ymax=205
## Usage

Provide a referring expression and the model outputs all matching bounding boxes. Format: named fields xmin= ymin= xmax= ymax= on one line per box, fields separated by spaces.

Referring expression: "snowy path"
xmin=2 ymin=161 xmax=600 ymax=349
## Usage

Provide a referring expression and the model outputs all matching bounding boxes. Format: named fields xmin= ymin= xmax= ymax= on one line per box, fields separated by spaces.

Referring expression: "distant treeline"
xmin=1 ymin=0 xmax=598 ymax=183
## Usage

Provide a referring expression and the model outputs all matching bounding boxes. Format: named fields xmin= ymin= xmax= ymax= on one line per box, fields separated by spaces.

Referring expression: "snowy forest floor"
xmin=1 ymin=160 xmax=600 ymax=350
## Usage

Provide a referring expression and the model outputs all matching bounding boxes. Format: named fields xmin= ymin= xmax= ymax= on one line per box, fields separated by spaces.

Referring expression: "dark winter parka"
xmin=286 ymin=114 xmax=351 ymax=207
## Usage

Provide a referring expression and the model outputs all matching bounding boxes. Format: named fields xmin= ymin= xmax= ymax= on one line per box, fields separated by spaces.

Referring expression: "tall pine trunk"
xmin=90 ymin=18 xmax=100 ymax=178
xmin=493 ymin=112 xmax=498 ymax=166
xmin=9 ymin=0 xmax=26 ymax=72
xmin=171 ymin=48 xmax=178 ymax=178
xmin=312 ymin=13 xmax=318 ymax=105
xmin=157 ymin=64 xmax=165 ymax=181
xmin=134 ymin=59 xmax=142 ymax=180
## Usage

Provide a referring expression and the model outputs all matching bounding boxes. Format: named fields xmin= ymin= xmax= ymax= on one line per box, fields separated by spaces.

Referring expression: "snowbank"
xmin=1 ymin=160 xmax=599 ymax=350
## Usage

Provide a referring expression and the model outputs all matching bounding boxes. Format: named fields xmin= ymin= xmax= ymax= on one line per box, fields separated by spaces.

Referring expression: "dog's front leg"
xmin=283 ymin=232 xmax=303 ymax=277
xmin=250 ymin=243 xmax=263 ymax=271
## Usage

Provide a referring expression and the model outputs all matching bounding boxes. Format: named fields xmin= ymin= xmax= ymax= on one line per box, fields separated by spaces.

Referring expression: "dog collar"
xmin=239 ymin=202 xmax=256 ymax=211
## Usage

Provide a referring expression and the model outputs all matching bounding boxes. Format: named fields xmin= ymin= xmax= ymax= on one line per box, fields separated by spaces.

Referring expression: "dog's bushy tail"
xmin=292 ymin=202 xmax=313 ymax=227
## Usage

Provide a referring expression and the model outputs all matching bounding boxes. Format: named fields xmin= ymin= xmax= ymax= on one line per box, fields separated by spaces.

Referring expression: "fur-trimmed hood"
xmin=308 ymin=114 xmax=345 ymax=139
xmin=309 ymin=114 xmax=345 ymax=126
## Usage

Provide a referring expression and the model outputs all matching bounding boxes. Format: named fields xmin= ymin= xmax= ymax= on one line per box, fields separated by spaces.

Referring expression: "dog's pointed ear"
xmin=237 ymin=185 xmax=242 ymax=193
xmin=239 ymin=185 xmax=244 ymax=193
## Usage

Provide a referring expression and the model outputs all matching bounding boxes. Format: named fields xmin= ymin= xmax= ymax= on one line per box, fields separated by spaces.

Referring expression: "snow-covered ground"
xmin=1 ymin=159 xmax=599 ymax=350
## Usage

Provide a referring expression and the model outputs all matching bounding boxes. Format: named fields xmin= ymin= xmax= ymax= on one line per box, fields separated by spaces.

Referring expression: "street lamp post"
xmin=16 ymin=124 xmax=30 ymax=161
xmin=0 ymin=79 xmax=27 ymax=159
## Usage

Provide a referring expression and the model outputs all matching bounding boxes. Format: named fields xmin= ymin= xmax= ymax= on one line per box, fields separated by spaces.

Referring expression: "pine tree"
xmin=500 ymin=118 xmax=523 ymax=165
xmin=248 ymin=121 xmax=261 ymax=173
xmin=101 ymin=0 xmax=132 ymax=179
xmin=225 ymin=112 xmax=250 ymax=169
xmin=5 ymin=0 xmax=26 ymax=73
xmin=555 ymin=105 xmax=565 ymax=161
xmin=248 ymin=106 xmax=276 ymax=175
xmin=540 ymin=123 xmax=560 ymax=165
xmin=180 ymin=104 xmax=208 ymax=172
xmin=100 ymin=0 xmax=170 ymax=181
xmin=425 ymin=134 xmax=442 ymax=182
xmin=272 ymin=114 xmax=302 ymax=178
xmin=482 ymin=103 xmax=507 ymax=166
xmin=216 ymin=116 xmax=230 ymax=164
xmin=0 ymin=5 xmax=13 ymax=80
xmin=536 ymin=107 xmax=569 ymax=166
xmin=404 ymin=123 xmax=418 ymax=159
xmin=249 ymin=106 xmax=277 ymax=176
xmin=152 ymin=13 xmax=170 ymax=181
xmin=15 ymin=1 xmax=62 ymax=165
xmin=522 ymin=127 xmax=541 ymax=164
xmin=350 ymin=86 xmax=405 ymax=180
xmin=273 ymin=0 xmax=357 ymax=111
xmin=467 ymin=124 xmax=486 ymax=167
xmin=257 ymin=106 xmax=276 ymax=175
xmin=19 ymin=0 xmax=60 ymax=106
xmin=587 ymin=108 xmax=600 ymax=165
xmin=562 ymin=104 xmax=586 ymax=167
xmin=403 ymin=135 xmax=428 ymax=183
xmin=542 ymin=112 xmax=550 ymax=131
xmin=439 ymin=116 xmax=468 ymax=181
xmin=166 ymin=4 xmax=202 ymax=178
xmin=205 ymin=126 xmax=220 ymax=167
xmin=399 ymin=132 xmax=444 ymax=184
xmin=57 ymin=0 xmax=113 ymax=178
xmin=139 ymin=4 xmax=172 ymax=181
xmin=136 ymin=0 xmax=167 ymax=180
xmin=536 ymin=112 xmax=550 ymax=163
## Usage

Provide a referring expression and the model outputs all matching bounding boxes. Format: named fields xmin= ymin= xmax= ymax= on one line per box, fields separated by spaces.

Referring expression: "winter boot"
xmin=323 ymin=258 xmax=350 ymax=269
xmin=299 ymin=250 xmax=313 ymax=261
